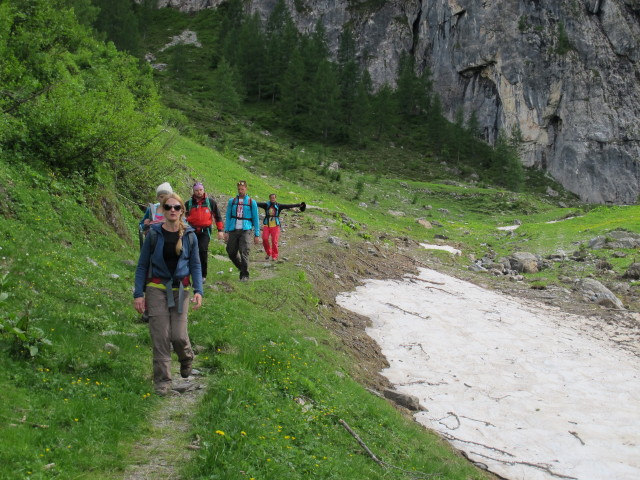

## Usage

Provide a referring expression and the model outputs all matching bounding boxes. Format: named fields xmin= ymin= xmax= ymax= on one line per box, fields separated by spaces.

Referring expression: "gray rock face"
xmin=154 ymin=0 xmax=640 ymax=204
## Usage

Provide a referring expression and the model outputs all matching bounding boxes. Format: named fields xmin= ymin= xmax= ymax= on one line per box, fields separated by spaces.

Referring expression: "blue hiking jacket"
xmin=134 ymin=223 xmax=203 ymax=298
xmin=224 ymin=195 xmax=261 ymax=236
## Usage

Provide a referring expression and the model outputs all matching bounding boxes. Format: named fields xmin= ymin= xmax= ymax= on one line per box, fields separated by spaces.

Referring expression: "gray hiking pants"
xmin=226 ymin=229 xmax=253 ymax=276
xmin=146 ymin=286 xmax=194 ymax=389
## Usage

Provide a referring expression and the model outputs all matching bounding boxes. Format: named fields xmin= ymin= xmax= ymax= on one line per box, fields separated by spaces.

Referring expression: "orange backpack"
xmin=186 ymin=197 xmax=213 ymax=228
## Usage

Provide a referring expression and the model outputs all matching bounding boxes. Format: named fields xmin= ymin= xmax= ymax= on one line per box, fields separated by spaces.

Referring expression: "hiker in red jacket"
xmin=257 ymin=193 xmax=306 ymax=261
xmin=185 ymin=182 xmax=224 ymax=283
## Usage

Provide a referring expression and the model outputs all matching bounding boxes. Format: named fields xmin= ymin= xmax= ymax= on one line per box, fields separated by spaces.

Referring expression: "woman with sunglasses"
xmin=133 ymin=193 xmax=203 ymax=396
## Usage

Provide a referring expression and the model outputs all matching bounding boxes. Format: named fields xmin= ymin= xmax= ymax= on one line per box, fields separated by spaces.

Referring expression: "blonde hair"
xmin=162 ymin=193 xmax=186 ymax=255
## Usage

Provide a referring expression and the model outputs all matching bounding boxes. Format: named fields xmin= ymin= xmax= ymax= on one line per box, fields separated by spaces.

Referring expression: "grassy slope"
xmin=2 ymin=133 xmax=640 ymax=479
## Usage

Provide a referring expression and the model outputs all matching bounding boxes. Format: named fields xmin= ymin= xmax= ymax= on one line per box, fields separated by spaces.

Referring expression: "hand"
xmin=143 ymin=219 xmax=151 ymax=225
xmin=191 ymin=293 xmax=202 ymax=310
xmin=223 ymin=232 xmax=229 ymax=243
xmin=217 ymin=231 xmax=224 ymax=241
xmin=134 ymin=297 xmax=146 ymax=314
xmin=254 ymin=236 xmax=260 ymax=245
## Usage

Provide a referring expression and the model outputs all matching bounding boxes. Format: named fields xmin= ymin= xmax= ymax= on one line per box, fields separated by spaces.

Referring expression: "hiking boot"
xmin=265 ymin=255 xmax=271 ymax=260
xmin=155 ymin=384 xmax=171 ymax=396
xmin=180 ymin=363 xmax=192 ymax=378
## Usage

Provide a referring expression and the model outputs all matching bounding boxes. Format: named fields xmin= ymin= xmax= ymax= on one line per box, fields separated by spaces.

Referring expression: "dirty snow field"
xmin=337 ymin=268 xmax=640 ymax=480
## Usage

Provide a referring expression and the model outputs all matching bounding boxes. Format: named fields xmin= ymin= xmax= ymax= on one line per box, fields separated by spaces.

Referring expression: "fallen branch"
xmin=406 ymin=278 xmax=456 ymax=296
xmin=339 ymin=418 xmax=384 ymax=466
xmin=405 ymin=276 xmax=446 ymax=286
xmin=470 ymin=451 xmax=578 ymax=480
xmin=385 ymin=303 xmax=431 ymax=320
xmin=569 ymin=431 xmax=585 ymax=445
xmin=440 ymin=432 xmax=515 ymax=457
xmin=4 ymin=414 xmax=49 ymax=429
xmin=434 ymin=411 xmax=460 ymax=430
xmin=339 ymin=418 xmax=441 ymax=479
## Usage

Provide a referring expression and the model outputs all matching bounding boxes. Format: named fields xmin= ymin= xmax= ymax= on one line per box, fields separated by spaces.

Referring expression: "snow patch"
xmin=420 ymin=243 xmax=461 ymax=255
xmin=337 ymin=268 xmax=640 ymax=480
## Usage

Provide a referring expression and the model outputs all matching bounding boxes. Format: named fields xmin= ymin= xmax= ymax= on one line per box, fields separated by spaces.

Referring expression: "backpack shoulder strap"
xmin=149 ymin=228 xmax=158 ymax=250
xmin=149 ymin=202 xmax=157 ymax=219
xmin=147 ymin=228 xmax=159 ymax=279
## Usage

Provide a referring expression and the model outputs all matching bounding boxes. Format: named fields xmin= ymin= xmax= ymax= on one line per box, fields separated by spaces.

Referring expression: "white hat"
xmin=156 ymin=182 xmax=173 ymax=196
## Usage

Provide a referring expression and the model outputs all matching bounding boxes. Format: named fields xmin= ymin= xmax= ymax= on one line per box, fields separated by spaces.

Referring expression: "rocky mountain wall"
xmin=152 ymin=0 xmax=640 ymax=204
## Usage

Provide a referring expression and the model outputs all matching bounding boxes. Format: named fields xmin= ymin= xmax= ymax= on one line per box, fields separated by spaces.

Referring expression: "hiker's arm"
xmin=189 ymin=234 xmax=204 ymax=296
xmin=139 ymin=207 xmax=151 ymax=227
xmin=134 ymin=297 xmax=145 ymax=314
xmin=224 ymin=199 xmax=233 ymax=232
xmin=251 ymin=201 xmax=261 ymax=238
xmin=210 ymin=198 xmax=224 ymax=234
xmin=133 ymin=234 xmax=153 ymax=305
xmin=191 ymin=293 xmax=202 ymax=310
xmin=278 ymin=203 xmax=301 ymax=210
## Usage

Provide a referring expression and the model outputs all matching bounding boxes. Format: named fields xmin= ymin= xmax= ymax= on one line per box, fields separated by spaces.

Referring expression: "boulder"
xmin=589 ymin=231 xmax=640 ymax=250
xmin=509 ymin=252 xmax=539 ymax=274
xmin=383 ymin=389 xmax=423 ymax=411
xmin=574 ymin=278 xmax=625 ymax=309
xmin=623 ymin=262 xmax=640 ymax=279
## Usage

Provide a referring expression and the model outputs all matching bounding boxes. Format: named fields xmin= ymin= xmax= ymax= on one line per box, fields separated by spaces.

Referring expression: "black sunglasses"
xmin=164 ymin=204 xmax=182 ymax=211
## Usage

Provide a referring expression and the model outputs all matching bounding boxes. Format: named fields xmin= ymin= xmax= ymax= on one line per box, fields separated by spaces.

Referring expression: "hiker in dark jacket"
xmin=223 ymin=180 xmax=260 ymax=282
xmin=185 ymin=182 xmax=224 ymax=283
xmin=257 ymin=193 xmax=306 ymax=261
xmin=134 ymin=193 xmax=203 ymax=396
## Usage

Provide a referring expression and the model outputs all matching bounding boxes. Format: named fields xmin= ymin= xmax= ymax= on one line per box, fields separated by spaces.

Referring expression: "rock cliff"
xmin=154 ymin=0 xmax=640 ymax=204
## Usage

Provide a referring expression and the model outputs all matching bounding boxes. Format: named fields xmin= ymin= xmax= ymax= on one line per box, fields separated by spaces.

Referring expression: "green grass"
xmin=0 ymin=162 xmax=158 ymax=479
xmin=3 ymin=128 xmax=640 ymax=479
xmin=183 ymin=259 xmax=483 ymax=479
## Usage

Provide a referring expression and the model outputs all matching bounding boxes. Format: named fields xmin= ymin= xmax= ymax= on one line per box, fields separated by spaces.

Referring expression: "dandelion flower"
xmin=215 ymin=430 xmax=225 ymax=436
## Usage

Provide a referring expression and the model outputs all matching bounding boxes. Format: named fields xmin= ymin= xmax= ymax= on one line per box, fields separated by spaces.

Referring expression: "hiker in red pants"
xmin=257 ymin=193 xmax=306 ymax=261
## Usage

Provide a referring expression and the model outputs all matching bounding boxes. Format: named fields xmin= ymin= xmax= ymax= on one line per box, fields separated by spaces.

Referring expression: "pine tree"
xmin=237 ymin=13 xmax=267 ymax=99
xmin=212 ymin=58 xmax=243 ymax=113
xmin=415 ymin=65 xmax=433 ymax=114
xmin=336 ymin=27 xmax=359 ymax=131
xmin=396 ymin=51 xmax=417 ymax=116
xmin=219 ymin=0 xmax=245 ymax=65
xmin=426 ymin=94 xmax=446 ymax=154
xmin=92 ymin=0 xmax=141 ymax=54
xmin=350 ymin=70 xmax=373 ymax=144
xmin=307 ymin=20 xmax=330 ymax=67
xmin=264 ymin=0 xmax=299 ymax=102
xmin=489 ymin=128 xmax=525 ymax=192
xmin=279 ymin=46 xmax=307 ymax=130
xmin=371 ymin=83 xmax=397 ymax=140
xmin=309 ymin=59 xmax=339 ymax=139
